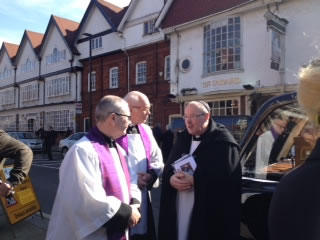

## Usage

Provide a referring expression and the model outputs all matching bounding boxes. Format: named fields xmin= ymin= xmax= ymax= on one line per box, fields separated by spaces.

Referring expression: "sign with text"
xmin=76 ymin=102 xmax=82 ymax=114
xmin=0 ymin=165 xmax=41 ymax=224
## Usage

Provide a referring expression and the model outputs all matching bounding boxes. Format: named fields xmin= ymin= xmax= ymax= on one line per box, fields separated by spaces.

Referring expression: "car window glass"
xmin=74 ymin=133 xmax=84 ymax=140
xmin=241 ymin=103 xmax=312 ymax=181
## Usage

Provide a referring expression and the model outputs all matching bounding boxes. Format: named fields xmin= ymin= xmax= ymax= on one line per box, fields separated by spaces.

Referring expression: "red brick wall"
xmin=78 ymin=40 xmax=180 ymax=131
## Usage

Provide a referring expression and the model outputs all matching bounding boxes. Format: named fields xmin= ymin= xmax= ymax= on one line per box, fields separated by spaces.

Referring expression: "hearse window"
xmin=242 ymin=103 xmax=312 ymax=181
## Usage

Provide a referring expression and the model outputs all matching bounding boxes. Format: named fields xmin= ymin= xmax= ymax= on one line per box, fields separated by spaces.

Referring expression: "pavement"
xmin=0 ymin=209 xmax=48 ymax=240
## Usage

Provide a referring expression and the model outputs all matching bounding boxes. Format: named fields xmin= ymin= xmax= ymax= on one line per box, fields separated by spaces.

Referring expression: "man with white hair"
xmin=117 ymin=91 xmax=163 ymax=240
xmin=47 ymin=95 xmax=141 ymax=240
xmin=159 ymin=100 xmax=241 ymax=240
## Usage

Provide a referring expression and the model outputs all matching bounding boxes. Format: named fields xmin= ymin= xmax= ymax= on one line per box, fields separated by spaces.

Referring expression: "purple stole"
xmin=87 ymin=126 xmax=131 ymax=240
xmin=116 ymin=124 xmax=152 ymax=170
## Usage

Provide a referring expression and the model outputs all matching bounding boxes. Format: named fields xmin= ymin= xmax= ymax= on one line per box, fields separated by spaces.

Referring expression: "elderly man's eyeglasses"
xmin=183 ymin=114 xmax=205 ymax=120
xmin=112 ymin=112 xmax=131 ymax=120
xmin=131 ymin=106 xmax=150 ymax=112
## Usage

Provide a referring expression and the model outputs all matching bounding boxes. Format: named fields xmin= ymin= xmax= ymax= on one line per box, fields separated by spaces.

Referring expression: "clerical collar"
xmin=97 ymin=131 xmax=116 ymax=148
xmin=127 ymin=124 xmax=139 ymax=134
xmin=192 ymin=135 xmax=203 ymax=141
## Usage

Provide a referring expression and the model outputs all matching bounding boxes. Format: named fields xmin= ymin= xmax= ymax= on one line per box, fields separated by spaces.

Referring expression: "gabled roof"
xmin=39 ymin=15 xmax=80 ymax=56
xmin=160 ymin=0 xmax=254 ymax=29
xmin=97 ymin=0 xmax=128 ymax=28
xmin=1 ymin=42 xmax=19 ymax=63
xmin=117 ymin=0 xmax=136 ymax=32
xmin=14 ymin=30 xmax=44 ymax=64
xmin=26 ymin=30 xmax=44 ymax=54
xmin=73 ymin=0 xmax=128 ymax=45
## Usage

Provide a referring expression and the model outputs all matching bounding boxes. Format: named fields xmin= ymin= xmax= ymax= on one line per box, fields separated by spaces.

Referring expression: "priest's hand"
xmin=129 ymin=204 xmax=141 ymax=227
xmin=170 ymin=172 xmax=193 ymax=192
xmin=137 ymin=172 xmax=152 ymax=189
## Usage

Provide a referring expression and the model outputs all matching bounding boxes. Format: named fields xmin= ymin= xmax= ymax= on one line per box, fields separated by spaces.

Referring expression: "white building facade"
xmin=158 ymin=0 xmax=320 ymax=116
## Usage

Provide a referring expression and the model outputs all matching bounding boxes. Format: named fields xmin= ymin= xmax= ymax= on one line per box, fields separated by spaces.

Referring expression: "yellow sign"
xmin=0 ymin=165 xmax=41 ymax=224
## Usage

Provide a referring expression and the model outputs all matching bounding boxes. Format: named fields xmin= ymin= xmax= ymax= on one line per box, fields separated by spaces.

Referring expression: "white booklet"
xmin=171 ymin=154 xmax=197 ymax=175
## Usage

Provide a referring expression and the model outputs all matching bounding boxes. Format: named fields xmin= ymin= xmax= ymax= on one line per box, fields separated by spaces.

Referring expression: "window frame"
xmin=88 ymin=71 xmax=96 ymax=92
xmin=136 ymin=61 xmax=147 ymax=85
xmin=203 ymin=16 xmax=242 ymax=75
xmin=109 ymin=67 xmax=119 ymax=89
xmin=164 ymin=55 xmax=170 ymax=80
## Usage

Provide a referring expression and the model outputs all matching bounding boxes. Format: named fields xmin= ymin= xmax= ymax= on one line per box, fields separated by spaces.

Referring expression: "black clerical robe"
xmin=158 ymin=119 xmax=241 ymax=240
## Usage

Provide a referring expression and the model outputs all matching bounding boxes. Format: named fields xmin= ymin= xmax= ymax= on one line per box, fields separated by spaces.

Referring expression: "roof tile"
xmin=162 ymin=0 xmax=252 ymax=29
xmin=97 ymin=0 xmax=128 ymax=27
xmin=26 ymin=30 xmax=44 ymax=54
xmin=3 ymin=42 xmax=19 ymax=60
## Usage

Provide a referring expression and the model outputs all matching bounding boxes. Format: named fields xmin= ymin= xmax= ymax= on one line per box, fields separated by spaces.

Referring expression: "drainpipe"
xmin=119 ymin=32 xmax=130 ymax=93
xmin=174 ymin=29 xmax=182 ymax=112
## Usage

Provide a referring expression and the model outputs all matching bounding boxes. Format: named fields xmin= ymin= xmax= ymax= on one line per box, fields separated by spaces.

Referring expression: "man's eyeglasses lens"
xmin=113 ymin=112 xmax=131 ymax=120
xmin=183 ymin=114 xmax=204 ymax=120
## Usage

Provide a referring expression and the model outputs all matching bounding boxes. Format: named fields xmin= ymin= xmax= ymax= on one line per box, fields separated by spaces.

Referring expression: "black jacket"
xmin=269 ymin=138 xmax=320 ymax=240
xmin=158 ymin=119 xmax=241 ymax=240
xmin=0 ymin=129 xmax=33 ymax=186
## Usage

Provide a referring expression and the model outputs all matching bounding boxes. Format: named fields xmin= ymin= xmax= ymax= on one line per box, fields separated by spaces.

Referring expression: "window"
xmin=0 ymin=67 xmax=12 ymax=79
xmin=0 ymin=88 xmax=15 ymax=105
xmin=109 ymin=67 xmax=119 ymax=88
xmin=0 ymin=115 xmax=16 ymax=131
xmin=91 ymin=36 xmax=102 ymax=50
xmin=84 ymin=118 xmax=90 ymax=132
xmin=88 ymin=72 xmax=96 ymax=91
xmin=47 ymin=75 xmax=71 ymax=97
xmin=21 ymin=82 xmax=39 ymax=102
xmin=203 ymin=17 xmax=241 ymax=74
xmin=241 ymin=103 xmax=311 ymax=181
xmin=164 ymin=56 xmax=170 ymax=80
xmin=209 ymin=99 xmax=239 ymax=116
xmin=136 ymin=62 xmax=147 ymax=84
xmin=144 ymin=19 xmax=156 ymax=35
xmin=21 ymin=58 xmax=35 ymax=73
xmin=45 ymin=110 xmax=73 ymax=131
xmin=46 ymin=48 xmax=66 ymax=65
xmin=146 ymin=104 xmax=153 ymax=127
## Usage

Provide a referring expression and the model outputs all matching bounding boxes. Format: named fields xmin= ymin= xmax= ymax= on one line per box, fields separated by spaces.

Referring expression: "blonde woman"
xmin=269 ymin=60 xmax=320 ymax=240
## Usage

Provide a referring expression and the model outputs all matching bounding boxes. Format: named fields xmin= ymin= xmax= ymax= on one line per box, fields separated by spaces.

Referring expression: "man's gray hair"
xmin=186 ymin=101 xmax=211 ymax=114
xmin=95 ymin=95 xmax=127 ymax=123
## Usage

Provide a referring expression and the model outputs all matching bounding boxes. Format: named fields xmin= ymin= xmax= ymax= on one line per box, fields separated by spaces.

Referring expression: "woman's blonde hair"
xmin=298 ymin=59 xmax=320 ymax=128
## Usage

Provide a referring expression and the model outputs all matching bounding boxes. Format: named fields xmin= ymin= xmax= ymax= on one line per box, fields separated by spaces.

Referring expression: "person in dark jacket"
xmin=161 ymin=124 xmax=174 ymax=165
xmin=158 ymin=101 xmax=241 ymax=240
xmin=44 ymin=126 xmax=56 ymax=161
xmin=0 ymin=129 xmax=33 ymax=197
xmin=269 ymin=59 xmax=320 ymax=240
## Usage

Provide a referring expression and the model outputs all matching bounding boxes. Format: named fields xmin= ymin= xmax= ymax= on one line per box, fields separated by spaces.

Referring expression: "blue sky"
xmin=0 ymin=0 xmax=130 ymax=47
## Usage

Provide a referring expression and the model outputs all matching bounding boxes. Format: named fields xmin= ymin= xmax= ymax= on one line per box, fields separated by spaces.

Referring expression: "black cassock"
xmin=158 ymin=119 xmax=241 ymax=240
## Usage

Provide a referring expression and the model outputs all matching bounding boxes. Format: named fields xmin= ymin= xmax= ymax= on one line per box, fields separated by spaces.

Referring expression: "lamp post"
xmin=83 ymin=33 xmax=93 ymax=129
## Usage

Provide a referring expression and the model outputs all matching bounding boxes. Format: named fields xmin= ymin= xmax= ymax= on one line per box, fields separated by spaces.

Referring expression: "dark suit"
xmin=269 ymin=138 xmax=320 ymax=240
xmin=158 ymin=119 xmax=241 ymax=240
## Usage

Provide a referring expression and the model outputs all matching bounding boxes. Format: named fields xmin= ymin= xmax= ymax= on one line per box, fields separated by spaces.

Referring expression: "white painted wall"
xmin=0 ymin=54 xmax=15 ymax=87
xmin=127 ymin=0 xmax=164 ymax=21
xmin=76 ymin=5 xmax=122 ymax=58
xmin=16 ymin=40 xmax=39 ymax=82
xmin=40 ymin=26 xmax=73 ymax=75
xmin=168 ymin=0 xmax=320 ymax=96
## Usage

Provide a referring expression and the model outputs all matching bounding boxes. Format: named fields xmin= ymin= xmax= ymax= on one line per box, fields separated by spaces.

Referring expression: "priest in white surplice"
xmin=117 ymin=91 xmax=163 ymax=240
xmin=46 ymin=95 xmax=141 ymax=240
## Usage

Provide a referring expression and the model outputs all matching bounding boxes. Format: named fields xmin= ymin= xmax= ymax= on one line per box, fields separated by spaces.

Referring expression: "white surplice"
xmin=125 ymin=123 xmax=163 ymax=235
xmin=177 ymin=139 xmax=200 ymax=240
xmin=46 ymin=136 xmax=134 ymax=240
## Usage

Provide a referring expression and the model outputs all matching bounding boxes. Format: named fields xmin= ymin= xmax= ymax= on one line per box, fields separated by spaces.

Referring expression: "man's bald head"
xmin=124 ymin=91 xmax=150 ymax=106
xmin=124 ymin=91 xmax=151 ymax=124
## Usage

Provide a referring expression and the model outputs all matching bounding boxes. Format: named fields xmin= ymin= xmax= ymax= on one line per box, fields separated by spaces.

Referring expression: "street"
xmin=29 ymin=151 xmax=62 ymax=216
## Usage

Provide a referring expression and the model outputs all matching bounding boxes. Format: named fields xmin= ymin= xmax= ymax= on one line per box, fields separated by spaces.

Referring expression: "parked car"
xmin=59 ymin=132 xmax=87 ymax=156
xmin=7 ymin=131 xmax=43 ymax=152
xmin=239 ymin=92 xmax=313 ymax=240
